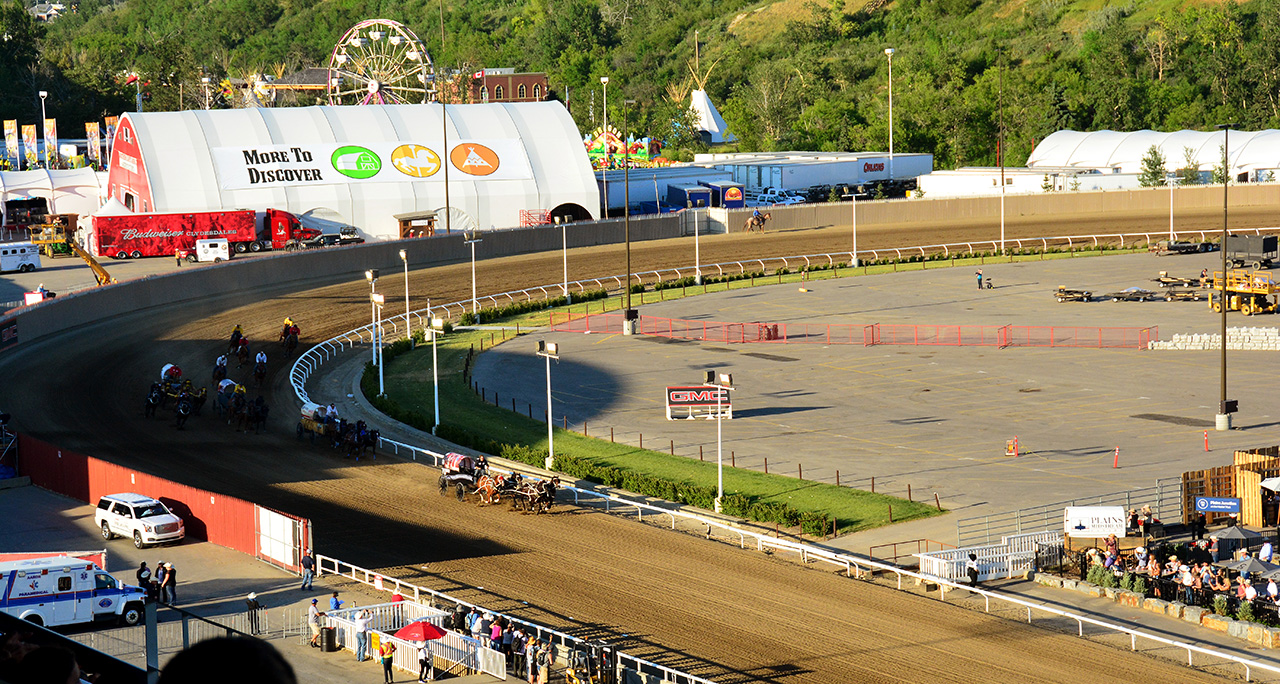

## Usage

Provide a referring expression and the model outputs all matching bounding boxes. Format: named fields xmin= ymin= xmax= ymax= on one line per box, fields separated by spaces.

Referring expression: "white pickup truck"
xmin=746 ymin=187 xmax=806 ymax=207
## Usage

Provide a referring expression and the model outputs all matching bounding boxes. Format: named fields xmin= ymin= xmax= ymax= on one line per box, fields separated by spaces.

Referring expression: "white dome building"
xmin=1027 ymin=129 xmax=1280 ymax=180
xmin=103 ymin=102 xmax=599 ymax=239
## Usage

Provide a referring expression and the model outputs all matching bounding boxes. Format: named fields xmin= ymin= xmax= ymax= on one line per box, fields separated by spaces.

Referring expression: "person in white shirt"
xmin=354 ymin=610 xmax=371 ymax=662
xmin=1245 ymin=579 xmax=1259 ymax=602
xmin=255 ymin=350 xmax=267 ymax=365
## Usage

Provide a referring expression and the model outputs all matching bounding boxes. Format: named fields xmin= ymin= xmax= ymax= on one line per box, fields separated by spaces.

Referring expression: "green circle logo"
xmin=331 ymin=146 xmax=382 ymax=179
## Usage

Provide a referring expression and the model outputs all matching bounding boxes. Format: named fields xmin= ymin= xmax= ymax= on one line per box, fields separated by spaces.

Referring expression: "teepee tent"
xmin=690 ymin=90 xmax=735 ymax=144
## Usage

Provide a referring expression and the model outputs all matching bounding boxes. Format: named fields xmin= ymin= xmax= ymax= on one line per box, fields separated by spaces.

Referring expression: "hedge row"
xmin=459 ymin=288 xmax=610 ymax=325
xmin=652 ymin=271 xmax=768 ymax=291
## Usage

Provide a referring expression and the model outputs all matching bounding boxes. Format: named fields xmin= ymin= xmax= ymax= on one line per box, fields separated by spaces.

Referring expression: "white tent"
xmin=0 ymin=168 xmax=106 ymax=224
xmin=690 ymin=90 xmax=735 ymax=144
xmin=1028 ymin=129 xmax=1280 ymax=178
xmin=103 ymin=102 xmax=599 ymax=239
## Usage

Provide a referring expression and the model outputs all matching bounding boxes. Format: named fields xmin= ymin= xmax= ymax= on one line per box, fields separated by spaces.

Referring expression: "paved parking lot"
xmin=475 ymin=251 xmax=1280 ymax=545
xmin=0 ymin=483 xmax=395 ymax=682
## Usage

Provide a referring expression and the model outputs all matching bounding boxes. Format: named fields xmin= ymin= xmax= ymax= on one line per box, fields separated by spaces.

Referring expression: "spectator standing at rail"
xmin=308 ymin=599 xmax=326 ymax=648
xmin=965 ymin=553 xmax=979 ymax=587
xmin=300 ymin=550 xmax=315 ymax=590
xmin=418 ymin=639 xmax=433 ymax=682
xmin=470 ymin=610 xmax=486 ymax=643
xmin=245 ymin=593 xmax=265 ymax=635
xmin=525 ymin=639 xmax=540 ymax=684
xmin=330 ymin=591 xmax=344 ymax=611
xmin=535 ymin=640 xmax=550 ymax=684
xmin=354 ymin=610 xmax=371 ymax=662
xmin=501 ymin=620 xmax=514 ymax=665
xmin=490 ymin=618 xmax=503 ymax=653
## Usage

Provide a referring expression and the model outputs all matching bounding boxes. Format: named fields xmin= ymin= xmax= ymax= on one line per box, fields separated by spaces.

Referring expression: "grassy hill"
xmin=3 ymin=0 xmax=1277 ymax=168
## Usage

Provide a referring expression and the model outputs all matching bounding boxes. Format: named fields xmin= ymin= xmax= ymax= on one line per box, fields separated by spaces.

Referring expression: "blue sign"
xmin=1195 ymin=496 xmax=1241 ymax=513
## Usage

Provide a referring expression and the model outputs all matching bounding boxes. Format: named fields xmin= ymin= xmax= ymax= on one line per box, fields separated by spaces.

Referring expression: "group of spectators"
xmin=449 ymin=605 xmax=552 ymax=682
xmin=136 ymin=560 xmax=178 ymax=604
xmin=1083 ymin=530 xmax=1280 ymax=620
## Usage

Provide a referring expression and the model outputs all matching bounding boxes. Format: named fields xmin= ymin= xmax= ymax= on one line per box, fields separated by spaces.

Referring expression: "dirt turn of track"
xmin=4 ymin=215 xmax=1237 ymax=682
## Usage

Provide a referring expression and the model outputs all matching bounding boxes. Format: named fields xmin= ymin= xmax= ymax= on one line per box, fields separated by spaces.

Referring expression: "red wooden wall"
xmin=18 ymin=434 xmax=256 ymax=555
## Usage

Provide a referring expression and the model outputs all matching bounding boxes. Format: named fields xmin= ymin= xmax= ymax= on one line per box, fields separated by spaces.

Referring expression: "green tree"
xmin=1211 ymin=144 xmax=1228 ymax=184
xmin=1177 ymin=146 xmax=1200 ymax=185
xmin=1138 ymin=144 xmax=1167 ymax=187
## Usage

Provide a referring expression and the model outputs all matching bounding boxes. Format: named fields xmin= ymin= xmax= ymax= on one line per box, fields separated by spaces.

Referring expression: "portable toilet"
xmin=698 ymin=180 xmax=746 ymax=209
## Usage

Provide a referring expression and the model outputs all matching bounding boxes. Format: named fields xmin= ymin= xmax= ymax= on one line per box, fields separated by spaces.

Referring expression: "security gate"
xmin=254 ymin=505 xmax=311 ymax=573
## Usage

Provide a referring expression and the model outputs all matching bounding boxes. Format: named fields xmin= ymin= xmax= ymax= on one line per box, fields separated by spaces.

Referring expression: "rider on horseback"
xmin=255 ymin=350 xmax=267 ymax=365
xmin=215 ymin=354 xmax=228 ymax=369
xmin=753 ymin=207 xmax=762 ymax=221
xmin=230 ymin=324 xmax=243 ymax=347
xmin=280 ymin=317 xmax=294 ymax=342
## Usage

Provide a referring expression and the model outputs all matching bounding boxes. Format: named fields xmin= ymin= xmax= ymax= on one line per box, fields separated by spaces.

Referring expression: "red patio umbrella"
xmin=394 ymin=621 xmax=449 ymax=642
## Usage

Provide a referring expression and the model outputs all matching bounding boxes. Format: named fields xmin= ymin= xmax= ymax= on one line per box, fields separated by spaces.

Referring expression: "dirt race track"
xmin=8 ymin=209 xmax=1269 ymax=683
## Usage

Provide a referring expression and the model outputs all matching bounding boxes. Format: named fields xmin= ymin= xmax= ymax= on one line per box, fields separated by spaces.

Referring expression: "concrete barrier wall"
xmin=729 ymin=184 xmax=1280 ymax=232
xmin=1 ymin=215 xmax=684 ymax=348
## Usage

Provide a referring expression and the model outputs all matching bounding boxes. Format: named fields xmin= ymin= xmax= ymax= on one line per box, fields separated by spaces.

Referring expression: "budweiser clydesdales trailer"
xmin=90 ymin=206 xmax=316 ymax=260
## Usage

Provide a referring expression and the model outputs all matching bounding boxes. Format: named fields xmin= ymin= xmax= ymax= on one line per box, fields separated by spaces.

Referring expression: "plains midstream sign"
xmin=1063 ymin=506 xmax=1126 ymax=537
xmin=211 ymin=140 xmax=532 ymax=190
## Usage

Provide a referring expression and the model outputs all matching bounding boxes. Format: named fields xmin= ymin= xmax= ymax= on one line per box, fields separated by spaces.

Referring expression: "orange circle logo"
xmin=725 ymin=187 xmax=743 ymax=201
xmin=450 ymin=143 xmax=500 ymax=176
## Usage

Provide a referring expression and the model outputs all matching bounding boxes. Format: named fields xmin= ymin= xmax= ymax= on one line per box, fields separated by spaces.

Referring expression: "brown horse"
xmin=744 ymin=212 xmax=771 ymax=234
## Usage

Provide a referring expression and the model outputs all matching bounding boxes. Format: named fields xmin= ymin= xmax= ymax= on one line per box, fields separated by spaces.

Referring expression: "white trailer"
xmin=692 ymin=151 xmax=934 ymax=194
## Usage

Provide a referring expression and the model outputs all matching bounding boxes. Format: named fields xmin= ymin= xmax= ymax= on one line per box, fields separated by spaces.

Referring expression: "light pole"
xmin=200 ymin=77 xmax=211 ymax=109
xmin=430 ymin=315 xmax=443 ymax=433
xmin=438 ymin=0 xmax=451 ymax=234
xmin=997 ymin=48 xmax=1006 ymax=254
xmin=704 ymin=370 xmax=734 ymax=514
xmin=623 ymin=99 xmax=636 ymax=335
xmin=365 ymin=269 xmax=379 ymax=367
xmin=465 ymin=232 xmax=482 ymax=317
xmin=600 ymin=76 xmax=610 ymax=218
xmin=1168 ymin=172 xmax=1176 ymax=242
xmin=843 ymin=186 xmax=859 ymax=266
xmin=557 ymin=216 xmax=570 ymax=303
xmin=688 ymin=199 xmax=705 ymax=284
xmin=371 ymin=292 xmax=385 ymax=396
xmin=38 ymin=91 xmax=47 ymax=167
xmin=399 ymin=249 xmax=411 ymax=340
xmin=884 ymin=48 xmax=894 ymax=181
xmin=536 ymin=340 xmax=560 ymax=470
xmin=1216 ymin=123 xmax=1238 ymax=432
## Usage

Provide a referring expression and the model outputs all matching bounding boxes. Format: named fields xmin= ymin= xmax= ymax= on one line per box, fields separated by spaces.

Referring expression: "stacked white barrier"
xmin=1149 ymin=327 xmax=1280 ymax=351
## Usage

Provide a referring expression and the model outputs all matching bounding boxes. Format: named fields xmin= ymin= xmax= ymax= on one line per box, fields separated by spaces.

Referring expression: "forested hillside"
xmin=1 ymin=0 xmax=1278 ymax=167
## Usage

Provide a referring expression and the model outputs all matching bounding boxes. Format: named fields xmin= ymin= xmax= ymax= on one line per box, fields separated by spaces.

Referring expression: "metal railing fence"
xmin=291 ymin=227 xmax=1278 ymax=404
xmin=956 ymin=478 xmax=1184 ymax=546
xmin=547 ymin=314 xmax=1158 ymax=350
xmin=317 ymin=552 xmax=707 ymax=684
xmin=916 ymin=531 xmax=1063 ymax=581
xmin=367 ymin=438 xmax=1280 ymax=682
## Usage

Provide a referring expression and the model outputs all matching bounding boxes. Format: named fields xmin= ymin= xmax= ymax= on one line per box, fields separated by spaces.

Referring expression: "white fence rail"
xmin=317 ymin=553 xmax=711 ymax=684
xmin=322 ymin=602 xmax=502 ymax=680
xmin=291 ymin=228 xmax=1280 ymax=682
xmin=289 ymin=227 xmax=1278 ymax=405
xmin=916 ymin=531 xmax=1062 ymax=581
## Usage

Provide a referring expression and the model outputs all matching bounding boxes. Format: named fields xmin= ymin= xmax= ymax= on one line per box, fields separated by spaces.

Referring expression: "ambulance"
xmin=0 ymin=556 xmax=147 ymax=627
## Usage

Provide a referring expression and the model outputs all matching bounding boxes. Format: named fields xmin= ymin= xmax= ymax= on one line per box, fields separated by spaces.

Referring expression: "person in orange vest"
xmin=378 ymin=640 xmax=396 ymax=683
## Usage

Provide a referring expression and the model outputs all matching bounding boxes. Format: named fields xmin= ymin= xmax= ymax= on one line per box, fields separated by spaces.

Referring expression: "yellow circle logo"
xmin=391 ymin=144 xmax=441 ymax=178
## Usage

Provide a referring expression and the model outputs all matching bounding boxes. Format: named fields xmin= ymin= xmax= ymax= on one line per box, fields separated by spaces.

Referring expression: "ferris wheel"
xmin=327 ymin=19 xmax=433 ymax=106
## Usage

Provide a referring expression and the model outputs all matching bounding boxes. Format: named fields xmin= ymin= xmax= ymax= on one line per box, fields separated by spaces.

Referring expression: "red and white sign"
xmin=863 ymin=161 xmax=885 ymax=173
xmin=666 ymin=386 xmax=732 ymax=420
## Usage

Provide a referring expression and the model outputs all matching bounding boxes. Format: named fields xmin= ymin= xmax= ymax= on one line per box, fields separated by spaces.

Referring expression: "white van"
xmin=0 ymin=242 xmax=41 ymax=273
xmin=0 ymin=556 xmax=147 ymax=627
xmin=193 ymin=238 xmax=231 ymax=263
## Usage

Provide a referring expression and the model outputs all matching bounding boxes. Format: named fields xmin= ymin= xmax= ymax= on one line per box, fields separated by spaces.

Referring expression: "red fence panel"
xmin=547 ymin=314 xmax=1155 ymax=350
xmin=18 ymin=434 xmax=257 ymax=555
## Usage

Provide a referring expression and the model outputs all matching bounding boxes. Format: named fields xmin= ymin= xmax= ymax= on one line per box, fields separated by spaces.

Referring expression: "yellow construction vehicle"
xmin=1207 ymin=270 xmax=1280 ymax=316
xmin=28 ymin=213 xmax=78 ymax=257
xmin=68 ymin=239 xmax=116 ymax=286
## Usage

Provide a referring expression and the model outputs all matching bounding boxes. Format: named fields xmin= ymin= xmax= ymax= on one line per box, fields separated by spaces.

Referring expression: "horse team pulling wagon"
xmin=439 ymin=452 xmax=559 ymax=513
xmin=295 ymin=402 xmax=377 ymax=458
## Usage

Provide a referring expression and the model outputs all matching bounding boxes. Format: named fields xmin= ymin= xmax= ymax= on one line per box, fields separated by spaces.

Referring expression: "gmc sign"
xmin=666 ymin=386 xmax=731 ymax=407
xmin=863 ymin=162 xmax=885 ymax=173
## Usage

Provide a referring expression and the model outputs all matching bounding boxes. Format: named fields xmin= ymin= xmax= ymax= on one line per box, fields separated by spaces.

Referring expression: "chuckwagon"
xmin=296 ymin=401 xmax=337 ymax=442
xmin=439 ymin=452 xmax=483 ymax=501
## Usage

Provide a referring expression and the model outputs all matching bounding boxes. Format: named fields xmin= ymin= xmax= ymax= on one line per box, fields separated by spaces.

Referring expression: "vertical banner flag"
xmin=86 ymin=122 xmax=101 ymax=165
xmin=104 ymin=116 xmax=118 ymax=162
xmin=44 ymin=118 xmax=58 ymax=167
xmin=3 ymin=120 xmax=16 ymax=170
xmin=21 ymin=125 xmax=37 ymax=168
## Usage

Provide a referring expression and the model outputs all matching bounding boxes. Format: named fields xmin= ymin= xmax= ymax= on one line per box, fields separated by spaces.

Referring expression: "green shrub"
xmin=1238 ymin=600 xmax=1257 ymax=623
xmin=1213 ymin=595 xmax=1230 ymax=616
xmin=1132 ymin=575 xmax=1146 ymax=595
xmin=1119 ymin=573 xmax=1133 ymax=591
xmin=458 ymin=289 xmax=610 ymax=325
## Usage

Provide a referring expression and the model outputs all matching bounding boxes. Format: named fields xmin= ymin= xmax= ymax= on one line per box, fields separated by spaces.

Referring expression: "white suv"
xmin=94 ymin=493 xmax=186 ymax=549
